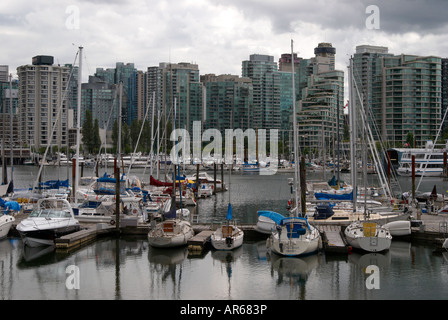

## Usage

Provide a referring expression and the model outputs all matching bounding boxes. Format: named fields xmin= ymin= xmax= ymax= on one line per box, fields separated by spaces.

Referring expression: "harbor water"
xmin=1 ymin=165 xmax=448 ymax=300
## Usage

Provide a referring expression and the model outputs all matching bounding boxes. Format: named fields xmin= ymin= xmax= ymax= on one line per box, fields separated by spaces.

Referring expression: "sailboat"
xmin=344 ymin=221 xmax=392 ymax=252
xmin=266 ymin=40 xmax=321 ymax=257
xmin=211 ymin=203 xmax=244 ymax=250
xmin=343 ymin=56 xmax=393 ymax=253
xmin=147 ymin=98 xmax=194 ymax=248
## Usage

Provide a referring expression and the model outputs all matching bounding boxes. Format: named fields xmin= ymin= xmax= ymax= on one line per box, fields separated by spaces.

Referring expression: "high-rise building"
xmin=0 ymin=65 xmax=9 ymax=82
xmin=376 ymin=55 xmax=442 ymax=145
xmin=314 ymin=43 xmax=336 ymax=70
xmin=297 ymin=70 xmax=345 ymax=152
xmin=0 ymin=76 xmax=19 ymax=146
xmin=294 ymin=43 xmax=344 ymax=153
xmin=17 ymin=56 xmax=70 ymax=150
xmin=242 ymin=54 xmax=280 ymax=132
xmin=278 ymin=53 xmax=301 ymax=72
xmin=201 ymin=74 xmax=253 ymax=136
xmin=442 ymin=58 xmax=448 ymax=130
xmin=161 ymin=62 xmax=201 ymax=133
xmin=81 ymin=76 xmax=117 ymax=132
xmin=95 ymin=62 xmax=138 ymax=126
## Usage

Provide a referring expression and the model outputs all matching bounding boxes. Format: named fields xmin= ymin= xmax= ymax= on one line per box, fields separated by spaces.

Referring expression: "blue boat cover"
xmin=257 ymin=210 xmax=285 ymax=225
xmin=314 ymin=190 xmax=354 ymax=201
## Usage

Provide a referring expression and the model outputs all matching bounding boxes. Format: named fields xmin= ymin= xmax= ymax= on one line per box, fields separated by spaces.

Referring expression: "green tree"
xmin=82 ymin=110 xmax=94 ymax=153
xmin=92 ymin=119 xmax=101 ymax=153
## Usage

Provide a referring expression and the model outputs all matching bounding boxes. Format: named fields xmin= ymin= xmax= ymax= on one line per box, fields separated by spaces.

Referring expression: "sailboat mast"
xmin=291 ymin=40 xmax=300 ymax=216
xmin=74 ymin=46 xmax=83 ymax=202
xmin=348 ymin=57 xmax=357 ymax=212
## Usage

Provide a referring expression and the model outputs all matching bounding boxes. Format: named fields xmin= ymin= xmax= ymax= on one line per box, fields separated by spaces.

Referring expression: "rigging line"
xmin=32 ymin=50 xmax=79 ymax=192
xmin=84 ymin=87 xmax=119 ymax=189
xmin=352 ymin=60 xmax=400 ymax=197
xmin=416 ymin=102 xmax=448 ymax=192
xmin=126 ymin=93 xmax=154 ymax=176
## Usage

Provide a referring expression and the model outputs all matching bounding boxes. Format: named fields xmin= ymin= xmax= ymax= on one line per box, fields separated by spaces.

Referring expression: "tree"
xmin=92 ymin=119 xmax=101 ymax=153
xmin=81 ymin=110 xmax=94 ymax=153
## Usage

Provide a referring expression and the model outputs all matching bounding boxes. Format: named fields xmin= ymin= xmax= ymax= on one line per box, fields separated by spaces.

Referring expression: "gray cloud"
xmin=221 ymin=0 xmax=448 ymax=34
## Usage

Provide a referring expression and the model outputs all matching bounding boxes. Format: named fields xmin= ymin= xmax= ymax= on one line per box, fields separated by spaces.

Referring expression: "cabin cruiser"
xmin=16 ymin=198 xmax=80 ymax=247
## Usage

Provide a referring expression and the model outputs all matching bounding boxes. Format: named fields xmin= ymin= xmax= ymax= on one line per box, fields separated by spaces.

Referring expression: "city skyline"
xmin=2 ymin=0 xmax=448 ymax=85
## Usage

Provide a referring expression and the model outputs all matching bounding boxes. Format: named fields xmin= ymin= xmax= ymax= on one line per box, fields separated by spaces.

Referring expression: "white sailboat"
xmin=147 ymin=98 xmax=194 ymax=248
xmin=210 ymin=204 xmax=244 ymax=251
xmin=0 ymin=212 xmax=15 ymax=239
xmin=343 ymin=57 xmax=393 ymax=253
xmin=266 ymin=40 xmax=321 ymax=257
xmin=344 ymin=221 xmax=392 ymax=252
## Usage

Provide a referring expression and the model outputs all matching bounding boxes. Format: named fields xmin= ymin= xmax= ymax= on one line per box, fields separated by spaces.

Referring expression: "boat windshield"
xmin=29 ymin=209 xmax=72 ymax=218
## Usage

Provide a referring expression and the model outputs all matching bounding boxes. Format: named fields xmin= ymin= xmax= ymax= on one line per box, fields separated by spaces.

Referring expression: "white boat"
xmin=16 ymin=198 xmax=81 ymax=247
xmin=211 ymin=221 xmax=244 ymax=251
xmin=266 ymin=216 xmax=321 ymax=257
xmin=265 ymin=41 xmax=321 ymax=258
xmin=211 ymin=203 xmax=244 ymax=251
xmin=383 ymin=220 xmax=411 ymax=236
xmin=176 ymin=207 xmax=190 ymax=218
xmin=147 ymin=219 xmax=194 ymax=248
xmin=393 ymin=140 xmax=448 ymax=177
xmin=344 ymin=221 xmax=392 ymax=253
xmin=0 ymin=212 xmax=15 ymax=239
xmin=255 ymin=210 xmax=285 ymax=234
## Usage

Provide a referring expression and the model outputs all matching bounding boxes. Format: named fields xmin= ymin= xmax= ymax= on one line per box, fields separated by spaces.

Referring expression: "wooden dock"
xmin=55 ymin=223 xmax=117 ymax=251
xmin=317 ymin=224 xmax=350 ymax=254
xmin=188 ymin=230 xmax=214 ymax=253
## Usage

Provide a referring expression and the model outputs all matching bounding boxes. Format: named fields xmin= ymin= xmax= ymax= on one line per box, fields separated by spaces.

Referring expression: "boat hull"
xmin=383 ymin=220 xmax=411 ymax=236
xmin=148 ymin=220 xmax=194 ymax=248
xmin=0 ymin=215 xmax=15 ymax=239
xmin=344 ymin=222 xmax=392 ymax=252
xmin=211 ymin=225 xmax=244 ymax=251
xmin=17 ymin=224 xmax=81 ymax=247
xmin=267 ymin=218 xmax=321 ymax=257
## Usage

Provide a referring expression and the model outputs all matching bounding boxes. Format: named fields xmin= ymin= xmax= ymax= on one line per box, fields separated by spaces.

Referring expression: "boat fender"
xmin=347 ymin=246 xmax=352 ymax=254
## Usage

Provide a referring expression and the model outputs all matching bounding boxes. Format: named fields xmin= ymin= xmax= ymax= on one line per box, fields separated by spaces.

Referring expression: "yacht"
xmin=392 ymin=140 xmax=448 ymax=177
xmin=16 ymin=198 xmax=80 ymax=247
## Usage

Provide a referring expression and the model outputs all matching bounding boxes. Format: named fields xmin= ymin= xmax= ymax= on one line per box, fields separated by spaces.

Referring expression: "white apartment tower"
xmin=17 ymin=56 xmax=70 ymax=150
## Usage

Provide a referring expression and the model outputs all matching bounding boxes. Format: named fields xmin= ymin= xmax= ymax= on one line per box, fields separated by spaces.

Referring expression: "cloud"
xmin=2 ymin=0 xmax=448 ymax=82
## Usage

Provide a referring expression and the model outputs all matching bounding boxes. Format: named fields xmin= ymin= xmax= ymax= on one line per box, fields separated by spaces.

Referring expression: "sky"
xmin=2 ymin=0 xmax=448 ymax=84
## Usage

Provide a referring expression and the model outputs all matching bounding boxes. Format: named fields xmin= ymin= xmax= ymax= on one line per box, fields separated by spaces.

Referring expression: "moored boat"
xmin=344 ymin=221 xmax=392 ymax=252
xmin=16 ymin=198 xmax=80 ymax=247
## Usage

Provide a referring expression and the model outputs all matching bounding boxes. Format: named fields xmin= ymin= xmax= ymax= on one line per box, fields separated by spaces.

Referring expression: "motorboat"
xmin=344 ymin=221 xmax=392 ymax=252
xmin=147 ymin=219 xmax=194 ymax=248
xmin=255 ymin=210 xmax=285 ymax=234
xmin=0 ymin=213 xmax=15 ymax=239
xmin=16 ymin=198 xmax=81 ymax=247
xmin=266 ymin=216 xmax=321 ymax=257
xmin=383 ymin=220 xmax=411 ymax=237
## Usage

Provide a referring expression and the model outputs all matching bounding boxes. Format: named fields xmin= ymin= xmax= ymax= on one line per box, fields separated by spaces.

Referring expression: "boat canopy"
xmin=257 ymin=210 xmax=285 ymax=225
xmin=314 ymin=190 xmax=354 ymax=201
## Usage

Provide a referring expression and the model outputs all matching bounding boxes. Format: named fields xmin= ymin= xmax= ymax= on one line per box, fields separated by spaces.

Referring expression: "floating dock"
xmin=7 ymin=212 xmax=448 ymax=254
xmin=317 ymin=224 xmax=350 ymax=254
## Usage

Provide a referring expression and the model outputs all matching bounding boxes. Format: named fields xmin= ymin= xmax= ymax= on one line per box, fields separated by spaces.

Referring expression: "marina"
xmin=1 ymin=165 xmax=448 ymax=301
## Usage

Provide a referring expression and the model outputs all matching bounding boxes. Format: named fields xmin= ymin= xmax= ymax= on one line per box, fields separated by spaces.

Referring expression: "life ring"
xmin=133 ymin=209 xmax=137 ymax=214
xmin=110 ymin=219 xmax=115 ymax=225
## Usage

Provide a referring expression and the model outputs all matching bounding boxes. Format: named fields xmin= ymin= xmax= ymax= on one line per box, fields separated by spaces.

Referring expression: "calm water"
xmin=1 ymin=165 xmax=448 ymax=300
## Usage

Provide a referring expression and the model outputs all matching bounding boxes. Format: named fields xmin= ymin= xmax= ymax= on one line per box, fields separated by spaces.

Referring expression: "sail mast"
xmin=291 ymin=39 xmax=300 ymax=216
xmin=74 ymin=46 xmax=83 ymax=202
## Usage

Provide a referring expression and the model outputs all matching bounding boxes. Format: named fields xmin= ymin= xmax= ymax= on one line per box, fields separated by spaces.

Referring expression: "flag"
xmin=226 ymin=203 xmax=233 ymax=221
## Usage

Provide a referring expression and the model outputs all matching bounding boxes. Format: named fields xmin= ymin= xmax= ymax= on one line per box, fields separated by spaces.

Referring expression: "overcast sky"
xmin=2 ymin=0 xmax=448 ymax=82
